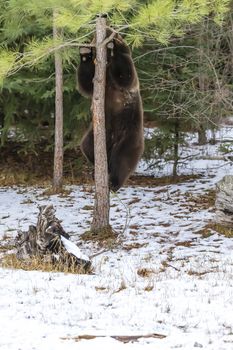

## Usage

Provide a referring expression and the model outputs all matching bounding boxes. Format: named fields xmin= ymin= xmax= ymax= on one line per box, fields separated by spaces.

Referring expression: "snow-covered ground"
xmin=1 ymin=126 xmax=233 ymax=350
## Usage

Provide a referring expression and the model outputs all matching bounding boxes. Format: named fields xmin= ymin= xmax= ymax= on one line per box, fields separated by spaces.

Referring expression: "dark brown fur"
xmin=77 ymin=30 xmax=144 ymax=191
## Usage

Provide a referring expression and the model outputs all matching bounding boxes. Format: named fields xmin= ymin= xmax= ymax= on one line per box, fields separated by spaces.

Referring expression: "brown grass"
xmin=123 ymin=242 xmax=148 ymax=251
xmin=0 ymin=245 xmax=15 ymax=252
xmin=144 ymin=283 xmax=154 ymax=292
xmin=199 ymin=223 xmax=233 ymax=238
xmin=187 ymin=269 xmax=216 ymax=276
xmin=137 ymin=267 xmax=155 ymax=277
xmin=62 ymin=333 xmax=166 ymax=343
xmin=0 ymin=254 xmax=92 ymax=274
xmin=42 ymin=187 xmax=72 ymax=197
xmin=80 ymin=226 xmax=118 ymax=243
xmin=175 ymin=241 xmax=193 ymax=247
xmin=128 ymin=174 xmax=201 ymax=188
xmin=184 ymin=189 xmax=216 ymax=210
xmin=0 ymin=140 xmax=202 ymax=189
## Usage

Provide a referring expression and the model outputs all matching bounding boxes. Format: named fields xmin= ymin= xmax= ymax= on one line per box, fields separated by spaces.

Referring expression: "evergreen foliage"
xmin=0 ymin=0 xmax=232 ymax=173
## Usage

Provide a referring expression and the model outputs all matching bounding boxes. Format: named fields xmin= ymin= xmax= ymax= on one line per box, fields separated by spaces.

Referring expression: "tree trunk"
xmin=198 ymin=127 xmax=207 ymax=145
xmin=173 ymin=121 xmax=179 ymax=178
xmin=53 ymin=10 xmax=63 ymax=193
xmin=91 ymin=15 xmax=110 ymax=232
xmin=197 ymin=22 xmax=208 ymax=146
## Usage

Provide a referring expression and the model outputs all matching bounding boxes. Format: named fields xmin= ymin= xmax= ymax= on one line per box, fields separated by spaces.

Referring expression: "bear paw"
xmin=80 ymin=47 xmax=92 ymax=55
xmin=80 ymin=47 xmax=92 ymax=62
xmin=107 ymin=42 xmax=114 ymax=57
xmin=107 ymin=42 xmax=114 ymax=50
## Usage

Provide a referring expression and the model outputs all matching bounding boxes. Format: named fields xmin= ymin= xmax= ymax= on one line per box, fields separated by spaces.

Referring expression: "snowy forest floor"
xmin=1 ymin=125 xmax=233 ymax=350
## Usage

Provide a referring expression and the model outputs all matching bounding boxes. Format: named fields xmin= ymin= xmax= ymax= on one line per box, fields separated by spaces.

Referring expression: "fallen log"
xmin=15 ymin=205 xmax=91 ymax=272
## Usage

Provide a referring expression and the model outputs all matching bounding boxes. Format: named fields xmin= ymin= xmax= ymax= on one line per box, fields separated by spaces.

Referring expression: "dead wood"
xmin=15 ymin=205 xmax=91 ymax=271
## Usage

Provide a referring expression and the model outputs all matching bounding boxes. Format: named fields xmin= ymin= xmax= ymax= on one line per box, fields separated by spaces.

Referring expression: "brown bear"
xmin=77 ymin=29 xmax=144 ymax=191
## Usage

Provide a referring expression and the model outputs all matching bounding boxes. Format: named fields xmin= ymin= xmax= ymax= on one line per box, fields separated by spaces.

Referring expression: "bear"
xmin=77 ymin=29 xmax=144 ymax=191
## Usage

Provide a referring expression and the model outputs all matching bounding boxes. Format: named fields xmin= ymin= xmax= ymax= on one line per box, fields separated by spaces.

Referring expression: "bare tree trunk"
xmin=198 ymin=127 xmax=207 ymax=145
xmin=53 ymin=9 xmax=63 ymax=193
xmin=91 ymin=15 xmax=110 ymax=232
xmin=197 ymin=22 xmax=208 ymax=146
xmin=173 ymin=121 xmax=179 ymax=178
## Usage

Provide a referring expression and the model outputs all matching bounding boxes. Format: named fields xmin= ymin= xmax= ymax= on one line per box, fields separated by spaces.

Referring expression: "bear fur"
xmin=77 ymin=30 xmax=144 ymax=191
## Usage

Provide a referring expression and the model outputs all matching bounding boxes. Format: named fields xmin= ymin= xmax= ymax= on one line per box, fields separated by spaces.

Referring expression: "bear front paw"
xmin=80 ymin=47 xmax=92 ymax=55
xmin=107 ymin=42 xmax=114 ymax=50
xmin=107 ymin=42 xmax=114 ymax=57
xmin=80 ymin=47 xmax=92 ymax=62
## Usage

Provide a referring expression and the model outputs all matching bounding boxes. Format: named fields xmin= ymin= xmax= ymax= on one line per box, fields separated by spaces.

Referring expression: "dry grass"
xmin=95 ymin=286 xmax=108 ymax=292
xmin=128 ymin=174 xmax=201 ymax=188
xmin=144 ymin=282 xmax=154 ymax=292
xmin=80 ymin=226 xmax=118 ymax=243
xmin=187 ymin=268 xmax=217 ymax=276
xmin=62 ymin=333 xmax=166 ymax=343
xmin=123 ymin=242 xmax=148 ymax=251
xmin=0 ymin=168 xmax=49 ymax=187
xmin=82 ymin=205 xmax=93 ymax=211
xmin=137 ymin=267 xmax=155 ymax=277
xmin=0 ymin=245 xmax=15 ymax=253
xmin=0 ymin=152 xmax=201 ymax=190
xmin=42 ymin=187 xmax=72 ymax=197
xmin=199 ymin=223 xmax=233 ymax=238
xmin=184 ymin=189 xmax=216 ymax=210
xmin=1 ymin=254 xmax=92 ymax=274
xmin=175 ymin=241 xmax=193 ymax=247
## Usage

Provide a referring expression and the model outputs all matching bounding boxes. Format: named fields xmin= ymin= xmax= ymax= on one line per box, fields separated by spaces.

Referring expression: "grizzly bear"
xmin=77 ymin=29 xmax=144 ymax=191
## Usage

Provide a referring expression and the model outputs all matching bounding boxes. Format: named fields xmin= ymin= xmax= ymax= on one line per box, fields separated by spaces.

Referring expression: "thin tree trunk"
xmin=53 ymin=10 xmax=63 ymax=193
xmin=91 ymin=15 xmax=110 ymax=232
xmin=197 ymin=22 xmax=208 ymax=146
xmin=198 ymin=127 xmax=207 ymax=145
xmin=173 ymin=121 xmax=179 ymax=178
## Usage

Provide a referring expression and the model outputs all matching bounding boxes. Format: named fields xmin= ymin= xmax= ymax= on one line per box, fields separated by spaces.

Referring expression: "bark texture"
xmin=215 ymin=175 xmax=233 ymax=226
xmin=15 ymin=205 xmax=91 ymax=270
xmin=91 ymin=15 xmax=110 ymax=232
xmin=53 ymin=10 xmax=64 ymax=193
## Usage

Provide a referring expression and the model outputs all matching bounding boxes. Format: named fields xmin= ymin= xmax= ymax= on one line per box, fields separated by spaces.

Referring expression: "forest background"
xmin=0 ymin=0 xmax=232 ymax=186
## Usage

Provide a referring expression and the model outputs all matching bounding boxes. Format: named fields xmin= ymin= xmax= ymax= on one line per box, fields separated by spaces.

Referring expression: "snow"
xmin=1 ymin=125 xmax=233 ymax=349
xmin=60 ymin=236 xmax=90 ymax=263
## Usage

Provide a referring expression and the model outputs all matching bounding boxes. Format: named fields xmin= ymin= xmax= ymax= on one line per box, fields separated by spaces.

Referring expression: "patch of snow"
xmin=1 ymin=125 xmax=233 ymax=349
xmin=137 ymin=125 xmax=233 ymax=178
xmin=61 ymin=236 xmax=90 ymax=262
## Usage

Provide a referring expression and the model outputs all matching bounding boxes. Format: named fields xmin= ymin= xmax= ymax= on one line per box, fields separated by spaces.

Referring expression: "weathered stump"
xmin=215 ymin=175 xmax=233 ymax=226
xmin=15 ymin=205 xmax=91 ymax=271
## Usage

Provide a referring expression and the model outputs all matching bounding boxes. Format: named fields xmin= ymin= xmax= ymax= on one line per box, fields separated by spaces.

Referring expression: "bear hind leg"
xmin=109 ymin=141 xmax=142 ymax=191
